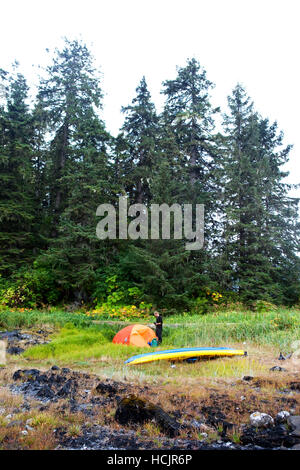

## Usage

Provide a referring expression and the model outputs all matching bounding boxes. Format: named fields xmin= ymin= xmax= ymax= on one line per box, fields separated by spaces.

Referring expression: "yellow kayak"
xmin=125 ymin=347 xmax=247 ymax=365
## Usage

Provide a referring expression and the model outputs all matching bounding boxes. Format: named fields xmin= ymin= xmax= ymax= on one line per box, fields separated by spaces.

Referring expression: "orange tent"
xmin=112 ymin=324 xmax=157 ymax=348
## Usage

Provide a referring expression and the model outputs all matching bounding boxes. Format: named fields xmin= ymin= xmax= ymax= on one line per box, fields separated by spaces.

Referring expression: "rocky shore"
xmin=1 ymin=328 xmax=300 ymax=450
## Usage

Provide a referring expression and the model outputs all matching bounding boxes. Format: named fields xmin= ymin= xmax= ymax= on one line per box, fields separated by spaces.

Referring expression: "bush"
xmin=92 ymin=273 xmax=145 ymax=307
xmin=0 ymin=267 xmax=60 ymax=308
xmin=191 ymin=296 xmax=210 ymax=315
xmin=22 ymin=267 xmax=60 ymax=305
xmin=90 ymin=302 xmax=152 ymax=321
xmin=190 ymin=290 xmax=225 ymax=315
xmin=253 ymin=300 xmax=278 ymax=313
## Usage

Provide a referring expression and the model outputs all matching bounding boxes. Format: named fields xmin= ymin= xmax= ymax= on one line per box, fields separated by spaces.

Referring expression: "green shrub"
xmin=0 ymin=284 xmax=37 ymax=308
xmin=0 ymin=267 xmax=60 ymax=308
xmin=253 ymin=300 xmax=278 ymax=313
xmin=92 ymin=272 xmax=146 ymax=309
xmin=191 ymin=296 xmax=210 ymax=315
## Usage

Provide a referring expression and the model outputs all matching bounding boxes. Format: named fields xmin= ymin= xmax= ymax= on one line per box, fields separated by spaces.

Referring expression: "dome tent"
xmin=112 ymin=324 xmax=157 ymax=348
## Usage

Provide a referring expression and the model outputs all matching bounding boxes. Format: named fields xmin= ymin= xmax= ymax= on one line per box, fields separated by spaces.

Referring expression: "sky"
xmin=1 ymin=0 xmax=299 ymax=197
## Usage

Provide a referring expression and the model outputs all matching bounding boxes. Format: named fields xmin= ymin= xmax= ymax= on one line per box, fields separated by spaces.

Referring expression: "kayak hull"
xmin=125 ymin=347 xmax=246 ymax=365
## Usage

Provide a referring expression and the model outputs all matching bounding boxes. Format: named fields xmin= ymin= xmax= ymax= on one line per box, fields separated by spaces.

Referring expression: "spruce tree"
xmin=160 ymin=58 xmax=221 ymax=296
xmin=120 ymin=76 xmax=159 ymax=204
xmin=161 ymin=58 xmax=219 ymax=188
xmin=219 ymin=84 xmax=300 ymax=303
xmin=0 ymin=71 xmax=36 ymax=276
xmin=35 ymin=39 xmax=112 ymax=301
xmin=115 ymin=76 xmax=199 ymax=308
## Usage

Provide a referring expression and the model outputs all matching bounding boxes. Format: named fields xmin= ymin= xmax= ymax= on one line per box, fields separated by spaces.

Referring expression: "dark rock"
xmin=115 ymin=394 xmax=180 ymax=437
xmin=61 ymin=368 xmax=70 ymax=374
xmin=241 ymin=424 xmax=299 ymax=448
xmin=269 ymin=366 xmax=287 ymax=372
xmin=38 ymin=405 xmax=49 ymax=411
xmin=200 ymin=404 xmax=227 ymax=428
xmin=57 ymin=379 xmax=76 ymax=397
xmin=0 ymin=330 xmax=49 ymax=355
xmin=51 ymin=365 xmax=60 ymax=371
xmin=290 ymin=382 xmax=300 ymax=391
xmin=243 ymin=376 xmax=254 ymax=381
xmin=48 ymin=373 xmax=64 ymax=384
xmin=278 ymin=352 xmax=286 ymax=361
xmin=95 ymin=382 xmax=118 ymax=396
xmin=220 ymin=421 xmax=235 ymax=437
xmin=115 ymin=395 xmax=156 ymax=425
xmin=288 ymin=416 xmax=300 ymax=437
xmin=37 ymin=374 xmax=49 ymax=383
xmin=0 ymin=330 xmax=21 ymax=341
xmin=12 ymin=369 xmax=41 ymax=381
xmin=36 ymin=385 xmax=55 ymax=400
xmin=7 ymin=346 xmax=25 ymax=355
xmin=10 ymin=367 xmax=99 ymax=406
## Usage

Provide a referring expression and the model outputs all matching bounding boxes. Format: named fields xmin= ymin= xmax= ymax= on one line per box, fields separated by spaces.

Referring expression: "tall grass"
xmin=0 ymin=309 xmax=92 ymax=330
xmin=2 ymin=307 xmax=299 ymax=354
xmin=163 ymin=308 xmax=300 ymax=350
xmin=167 ymin=308 xmax=300 ymax=325
xmin=162 ymin=325 xmax=299 ymax=350
xmin=23 ymin=325 xmax=148 ymax=362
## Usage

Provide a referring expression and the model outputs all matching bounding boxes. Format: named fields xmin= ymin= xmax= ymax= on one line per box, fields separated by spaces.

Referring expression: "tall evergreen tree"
xmin=0 ymin=48 xmax=298 ymax=307
xmin=114 ymin=76 xmax=201 ymax=308
xmin=35 ymin=39 xmax=112 ymax=301
xmin=162 ymin=58 xmax=219 ymax=188
xmin=120 ymin=76 xmax=159 ymax=204
xmin=159 ymin=59 xmax=221 ymax=294
xmin=218 ymin=84 xmax=300 ymax=303
xmin=0 ymin=71 xmax=36 ymax=275
xmin=37 ymin=39 xmax=106 ymax=234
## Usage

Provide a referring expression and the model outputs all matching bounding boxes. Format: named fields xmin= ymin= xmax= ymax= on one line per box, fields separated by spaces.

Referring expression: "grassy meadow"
xmin=1 ymin=305 xmax=300 ymax=450
xmin=1 ymin=306 xmax=299 ymax=382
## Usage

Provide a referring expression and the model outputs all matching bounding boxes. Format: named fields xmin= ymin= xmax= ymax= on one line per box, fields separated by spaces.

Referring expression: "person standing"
xmin=154 ymin=311 xmax=163 ymax=344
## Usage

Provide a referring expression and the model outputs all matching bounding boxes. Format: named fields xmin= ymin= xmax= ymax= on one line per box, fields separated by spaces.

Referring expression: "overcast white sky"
xmin=1 ymin=0 xmax=299 ymax=197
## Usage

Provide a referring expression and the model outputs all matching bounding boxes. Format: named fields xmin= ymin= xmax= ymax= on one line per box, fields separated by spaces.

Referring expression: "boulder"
xmin=115 ymin=394 xmax=180 ymax=437
xmin=12 ymin=369 xmax=41 ymax=382
xmin=288 ymin=416 xmax=300 ymax=437
xmin=275 ymin=411 xmax=290 ymax=424
xmin=250 ymin=412 xmax=274 ymax=428
xmin=241 ymin=423 xmax=298 ymax=448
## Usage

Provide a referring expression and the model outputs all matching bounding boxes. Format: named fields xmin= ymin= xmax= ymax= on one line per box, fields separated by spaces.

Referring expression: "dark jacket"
xmin=155 ymin=315 xmax=163 ymax=330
